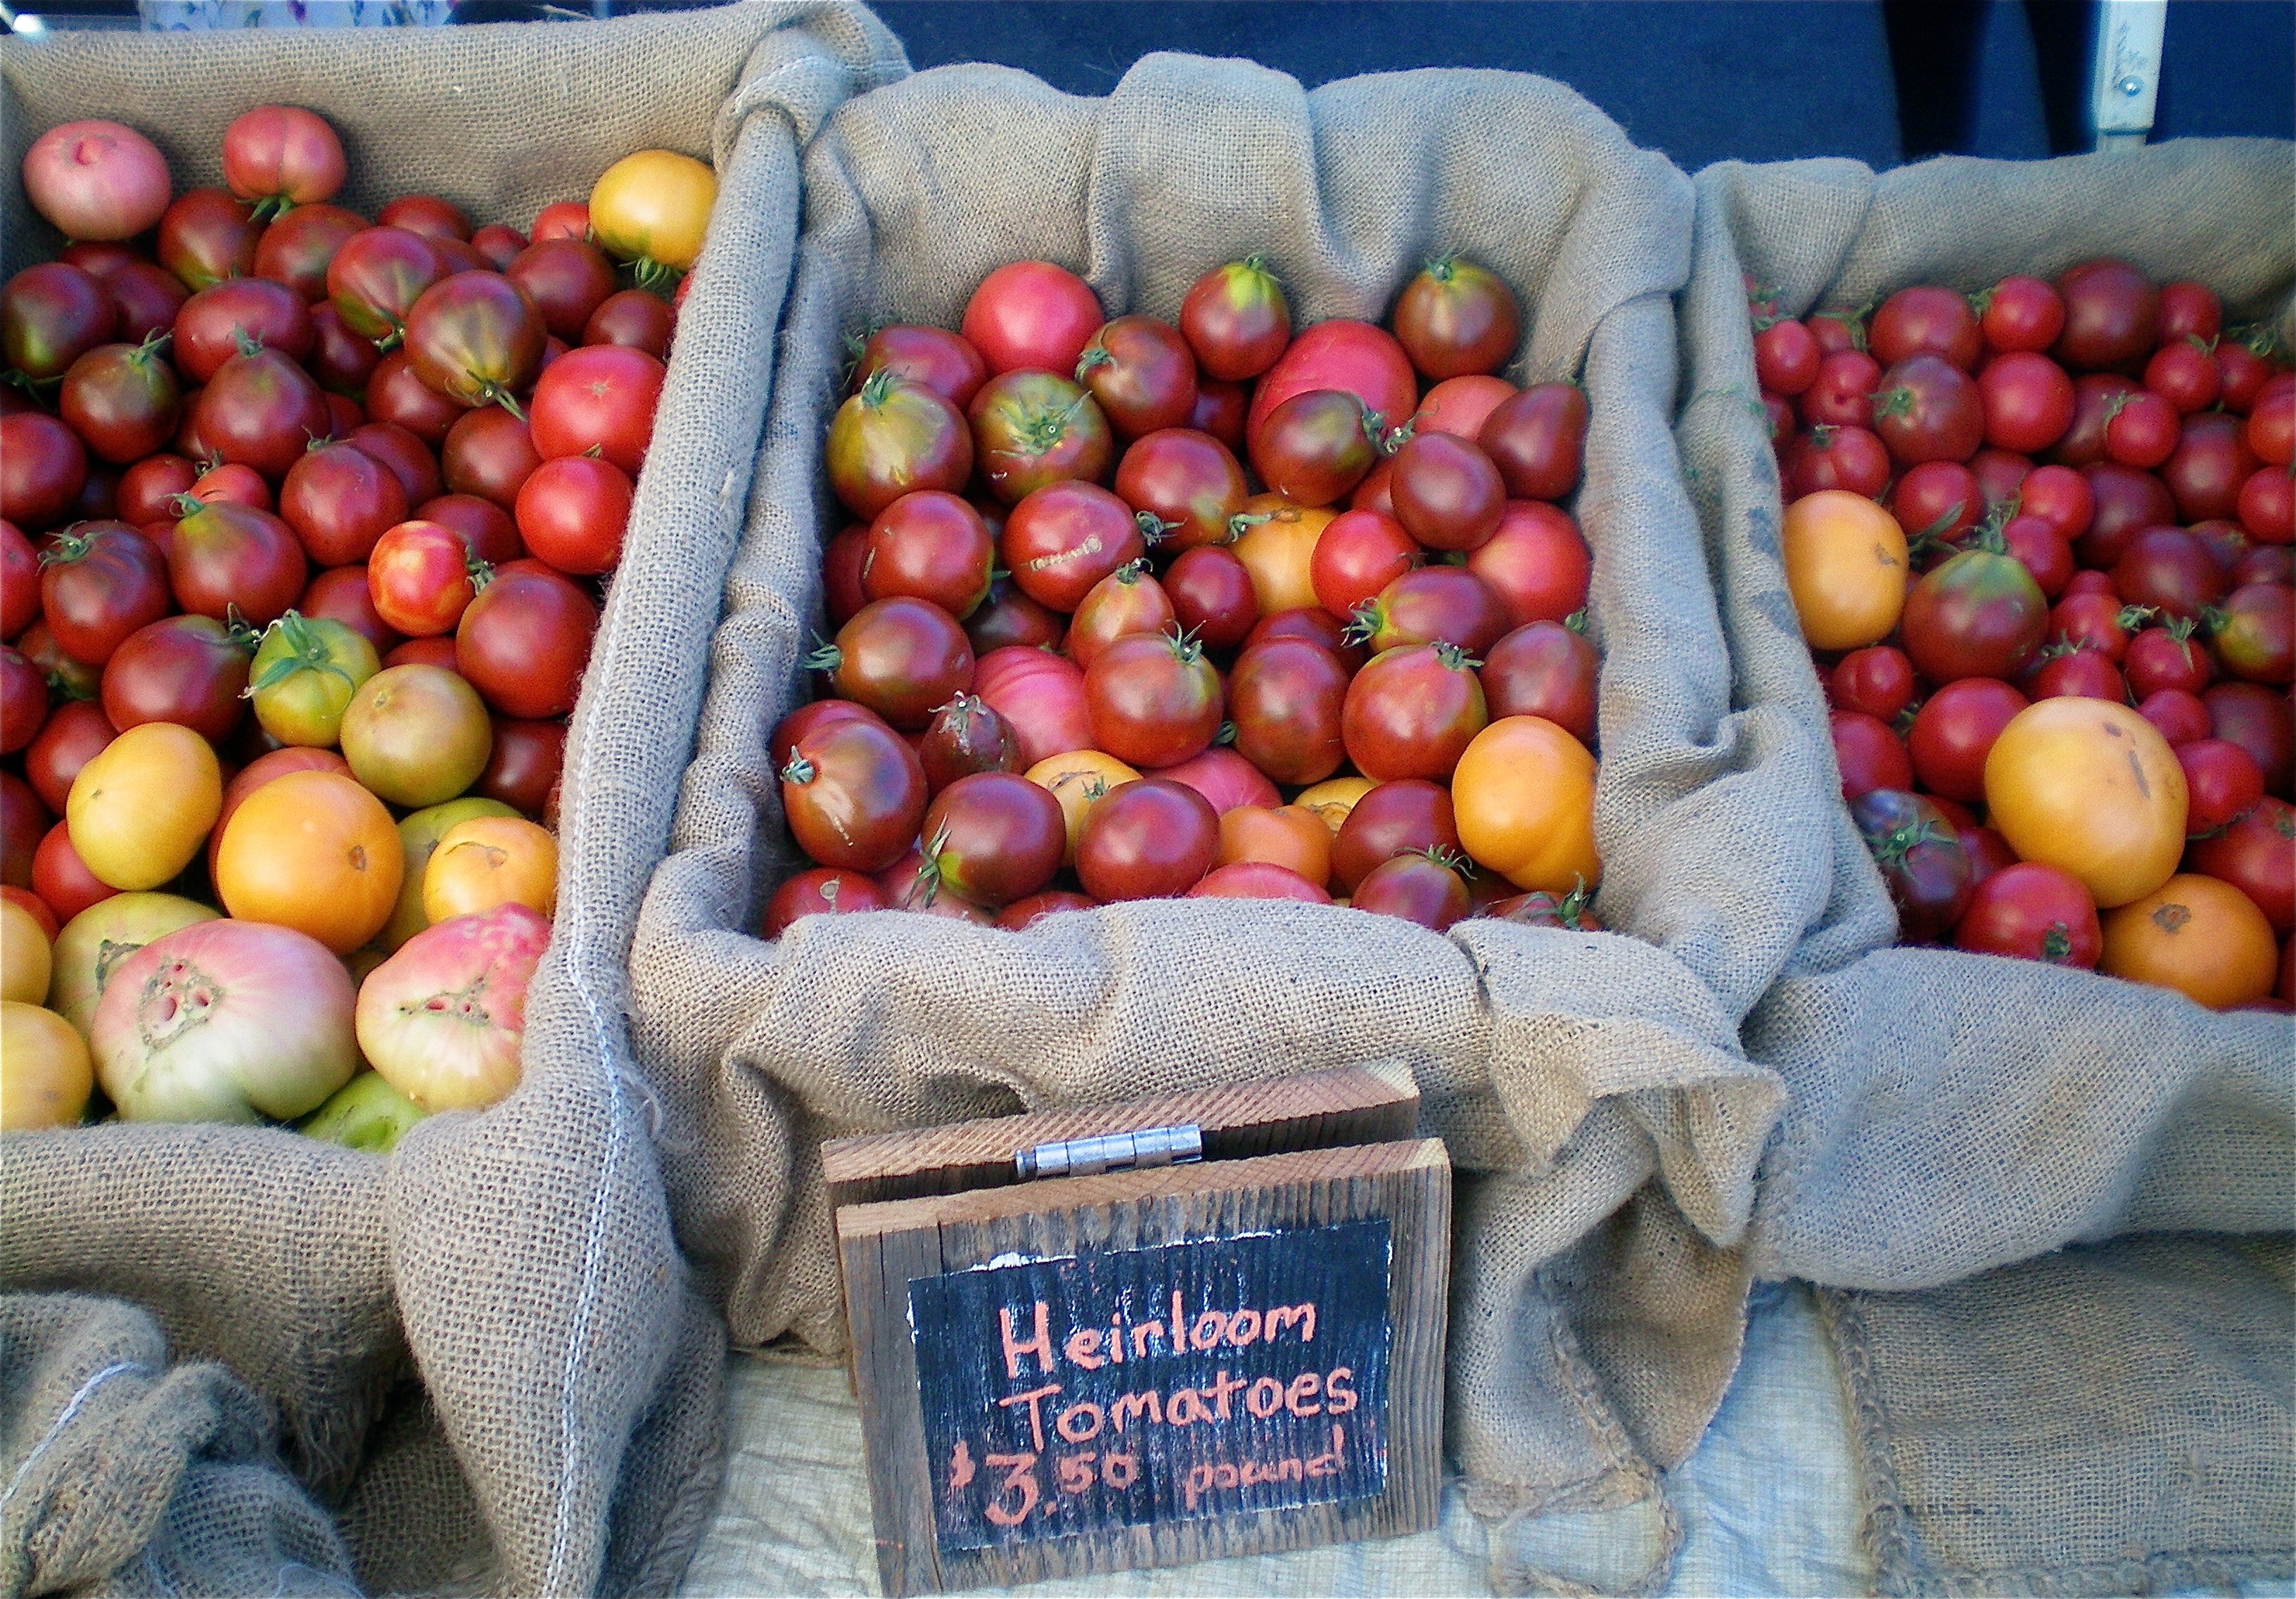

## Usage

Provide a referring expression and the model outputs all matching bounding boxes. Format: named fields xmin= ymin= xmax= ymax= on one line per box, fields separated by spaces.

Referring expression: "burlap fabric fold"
xmin=0 ymin=1292 xmax=357 ymax=1599
xmin=627 ymin=57 xmax=1788 ymax=1589
xmin=1675 ymin=144 xmax=2296 ymax=1589
xmin=1 ymin=6 xmax=903 ymax=1592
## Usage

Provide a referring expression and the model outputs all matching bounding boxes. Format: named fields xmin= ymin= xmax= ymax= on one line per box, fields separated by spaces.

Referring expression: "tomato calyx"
xmin=1158 ymin=623 xmax=1207 ymax=666
xmin=1341 ymin=601 xmax=1382 ymax=647
xmin=779 ymin=751 xmax=819 ymax=786
xmin=245 ymin=610 xmax=355 ymax=697
xmin=1135 ymin=512 xmax=1178 ymax=547
xmin=1224 ymin=511 xmax=1268 ymax=542
xmin=35 ymin=522 xmax=101 ymax=569
xmin=1813 ymin=300 xmax=1873 ymax=352
xmin=1108 ymin=557 xmax=1152 ymax=587
xmin=1004 ymin=389 xmax=1097 ymax=461
xmin=1866 ymin=814 xmax=1948 ymax=869
xmin=2114 ymin=603 xmax=2158 ymax=634
xmin=1431 ymin=639 xmax=1483 ymax=673
xmin=2040 ymin=922 xmax=2076 ymax=964
xmin=801 ymin=635 xmax=844 ymax=677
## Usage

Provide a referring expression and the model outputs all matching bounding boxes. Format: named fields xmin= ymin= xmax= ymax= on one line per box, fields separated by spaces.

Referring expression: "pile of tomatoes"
xmin=0 ymin=107 xmax=710 ymax=1139
xmin=1759 ymin=260 xmax=2294 ymax=1009
xmin=765 ymin=251 xmax=1607 ymax=936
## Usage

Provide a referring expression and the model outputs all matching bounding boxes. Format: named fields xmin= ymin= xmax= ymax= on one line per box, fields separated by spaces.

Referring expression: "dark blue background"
xmin=8 ymin=0 xmax=2292 ymax=167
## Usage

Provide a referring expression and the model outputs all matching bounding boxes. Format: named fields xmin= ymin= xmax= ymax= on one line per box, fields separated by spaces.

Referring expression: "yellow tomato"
xmin=1218 ymin=805 xmax=1333 ymax=886
xmin=1231 ymin=493 xmax=1336 ymax=617
xmin=1780 ymin=489 xmax=1908 ymax=650
xmin=66 ymin=722 xmax=222 ymax=891
xmin=2 ymin=896 xmax=50 ymax=1005
xmin=1293 ymin=776 xmax=1375 ymax=835
xmin=588 ymin=149 xmax=715 ymax=273
xmin=1985 ymin=699 xmax=2187 ymax=907
xmin=381 ymin=797 xmax=521 ymax=953
xmin=2101 ymin=874 xmax=2278 ymax=1009
xmin=424 ymin=816 xmax=559 ymax=922
xmin=215 ymin=770 xmax=404 ymax=955
xmin=1 ymin=1002 xmax=91 ymax=1130
xmin=1026 ymin=751 xmax=1140 ymax=865
xmin=1453 ymin=715 xmax=1602 ymax=892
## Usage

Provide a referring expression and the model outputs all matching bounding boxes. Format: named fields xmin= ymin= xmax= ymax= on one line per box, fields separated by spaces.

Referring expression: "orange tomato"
xmin=1452 ymin=715 xmax=1601 ymax=892
xmin=1780 ymin=489 xmax=1908 ymax=650
xmin=1231 ymin=493 xmax=1336 ymax=617
xmin=215 ymin=770 xmax=404 ymax=954
xmin=2 ymin=896 xmax=51 ymax=1005
xmin=1026 ymin=750 xmax=1140 ymax=865
xmin=2101 ymin=874 xmax=2278 ymax=1009
xmin=423 ymin=816 xmax=559 ymax=922
xmin=1293 ymin=775 xmax=1375 ymax=835
xmin=66 ymin=722 xmax=222 ymax=891
xmin=1985 ymin=699 xmax=2187 ymax=907
xmin=1218 ymin=804 xmax=1332 ymax=886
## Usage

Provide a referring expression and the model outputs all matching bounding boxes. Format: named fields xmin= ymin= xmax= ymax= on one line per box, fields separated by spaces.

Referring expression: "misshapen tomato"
xmin=1452 ymin=715 xmax=1600 ymax=893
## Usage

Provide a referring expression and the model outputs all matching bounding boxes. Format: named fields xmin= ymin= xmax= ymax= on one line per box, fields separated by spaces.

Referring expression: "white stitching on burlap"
xmin=0 ymin=1360 xmax=150 ymax=1510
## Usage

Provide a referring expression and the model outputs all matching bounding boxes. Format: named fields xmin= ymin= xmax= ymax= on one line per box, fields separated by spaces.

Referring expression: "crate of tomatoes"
xmin=625 ymin=55 xmax=1787 ymax=1562
xmin=1676 ymin=145 xmax=2293 ymax=1591
xmin=0 ymin=6 xmax=899 ymax=1593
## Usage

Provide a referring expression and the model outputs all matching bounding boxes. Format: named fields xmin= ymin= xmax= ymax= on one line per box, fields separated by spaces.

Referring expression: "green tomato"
xmin=379 ymin=796 xmax=521 ymax=952
xmin=299 ymin=1070 xmax=426 ymax=1154
xmin=249 ymin=611 xmax=381 ymax=748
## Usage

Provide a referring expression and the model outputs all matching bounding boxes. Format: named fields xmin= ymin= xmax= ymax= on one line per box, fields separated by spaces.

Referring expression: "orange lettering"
xmin=997 ymin=1383 xmax=1061 ymax=1452
xmin=1062 ymin=1327 xmax=1105 ymax=1370
xmin=983 ymin=1453 xmax=1038 ymax=1526
xmin=1000 ymin=1302 xmax=1054 ymax=1379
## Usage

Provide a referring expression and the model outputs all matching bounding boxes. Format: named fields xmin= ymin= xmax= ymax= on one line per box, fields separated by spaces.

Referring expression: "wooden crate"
xmin=827 ymin=1064 xmax=1451 ymax=1596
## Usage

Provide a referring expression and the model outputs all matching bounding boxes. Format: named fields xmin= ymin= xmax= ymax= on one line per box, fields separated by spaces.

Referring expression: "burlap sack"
xmin=1675 ymin=144 xmax=2296 ymax=1588
xmin=0 ymin=1292 xmax=356 ymax=1598
xmin=625 ymin=57 xmax=1789 ymax=1589
xmin=0 ymin=6 xmax=903 ymax=1592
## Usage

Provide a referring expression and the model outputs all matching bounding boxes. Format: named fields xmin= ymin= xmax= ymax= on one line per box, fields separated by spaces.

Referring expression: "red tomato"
xmin=1227 ymin=637 xmax=1348 ymax=786
xmin=1753 ymin=318 xmax=1819 ymax=395
xmin=22 ymin=699 xmax=113 ymax=815
xmin=300 ymin=564 xmax=402 ymax=658
xmin=2206 ymin=682 xmax=2294 ymax=797
xmin=369 ymin=520 xmax=478 ymax=637
xmin=2239 ymin=466 xmax=2293 ymax=545
xmin=2051 ymin=259 xmax=2160 ymax=373
xmin=456 ymin=563 xmax=598 ymax=720
xmin=1075 ymin=315 xmax=1197 ymax=440
xmin=515 ymin=454 xmax=632 ymax=578
xmin=2179 ymin=738 xmax=2265 ymax=836
xmin=1351 ymin=565 xmax=1510 ymax=656
xmin=2187 ymin=796 xmax=2295 ymax=932
xmin=1872 ymin=285 xmax=1981 ymax=371
xmin=442 ymin=405 xmax=542 ymax=511
xmin=1114 ymin=427 xmax=1247 ymax=552
xmin=2156 ymin=280 xmax=2221 ymax=345
xmin=279 ymin=438 xmax=409 ymax=567
xmin=415 ymin=493 xmax=521 ymax=567
xmin=1064 ymin=561 xmax=1174 ymax=668
xmin=1178 ymin=258 xmax=1291 ymax=382
xmin=1785 ymin=424 xmax=1891 ymax=499
xmin=916 ymin=770 xmax=1065 ymax=908
xmin=1909 ymin=677 xmax=2029 ymax=802
xmin=1083 ymin=629 xmax=1223 ymax=769
xmin=1800 ymin=350 xmax=1881 ymax=428
xmin=1891 ymin=461 xmax=1982 ymax=542
xmin=2124 ymin=622 xmax=2214 ymax=699
xmin=1390 ymin=257 xmax=1519 ymax=381
xmin=972 ymin=644 xmax=1090 ymax=767
xmin=1953 ymin=861 xmax=2103 ymax=967
xmin=2018 ymin=463 xmax=2093 ymax=540
xmin=32 ymin=820 xmax=115 ymax=924
xmin=528 ymin=343 xmax=663 ymax=475
xmin=810 ymin=596 xmax=971 ymax=731
xmin=1331 ymin=779 xmax=1459 ymax=893
xmin=1479 ymin=620 xmax=1596 ymax=744
xmin=1074 ymin=777 xmax=1218 ymax=900
xmin=1186 ymin=861 xmax=1331 ymax=904
xmin=1145 ymin=746 xmax=1277 ymax=817
xmin=101 ymin=614 xmax=251 ymax=742
xmin=1977 ymin=350 xmax=2074 ymax=454
xmin=2145 ymin=340 xmax=2222 ymax=415
xmin=1977 ymin=276 xmax=2064 ymax=353
xmin=1477 ymin=383 xmax=1588 ymax=502
xmin=351 ymin=421 xmax=445 ymax=507
xmin=1414 ymin=375 xmax=1517 ymax=440
xmin=1310 ymin=510 xmax=1420 ymax=619
xmin=1389 ymin=432 xmax=1505 ymax=552
xmin=780 ymin=710 xmax=926 ymax=874
xmin=2139 ymin=687 xmax=2214 ymax=748
xmin=1342 ymin=642 xmax=1488 ymax=782
xmin=961 ymin=261 xmax=1102 ymax=376
xmin=1467 ymin=501 xmax=1591 ymax=629
xmin=968 ymin=370 xmax=1109 ymax=506
xmin=1246 ymin=319 xmax=1417 ymax=443
xmin=2162 ymin=412 xmax=2259 ymax=525
xmin=762 ymin=866 xmax=887 ymax=938
xmin=38 ymin=521 xmax=170 ymax=665
xmin=1832 ymin=709 xmax=1913 ymax=800
xmin=1873 ymin=355 xmax=1983 ymax=465
xmin=0 ymin=647 xmax=44 ymax=755
xmin=2028 ymin=646 xmax=2126 ymax=703
xmin=1001 ymin=481 xmax=1142 ymax=611
xmin=1163 ymin=545 xmax=1258 ymax=651
xmin=848 ymin=324 xmax=987 ymax=410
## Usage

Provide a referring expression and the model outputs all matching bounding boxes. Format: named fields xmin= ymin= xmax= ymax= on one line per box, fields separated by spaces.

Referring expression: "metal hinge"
xmin=1016 ymin=1124 xmax=1204 ymax=1181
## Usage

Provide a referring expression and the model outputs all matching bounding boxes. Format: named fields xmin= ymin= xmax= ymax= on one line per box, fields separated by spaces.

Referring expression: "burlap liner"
xmin=627 ymin=56 xmax=1792 ymax=1592
xmin=1674 ymin=144 xmax=2296 ymax=1591
xmin=0 ymin=6 xmax=904 ymax=1592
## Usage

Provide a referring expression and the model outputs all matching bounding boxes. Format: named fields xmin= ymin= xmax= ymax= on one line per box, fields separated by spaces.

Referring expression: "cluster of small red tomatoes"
xmin=767 ymin=252 xmax=1607 ymax=936
xmin=0 ymin=107 xmax=703 ymax=1133
xmin=1759 ymin=260 xmax=2294 ymax=1009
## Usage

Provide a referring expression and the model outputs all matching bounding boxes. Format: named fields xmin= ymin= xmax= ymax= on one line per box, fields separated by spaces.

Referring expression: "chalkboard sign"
xmin=909 ymin=1221 xmax=1393 ymax=1553
xmin=829 ymin=1066 xmax=1449 ymax=1596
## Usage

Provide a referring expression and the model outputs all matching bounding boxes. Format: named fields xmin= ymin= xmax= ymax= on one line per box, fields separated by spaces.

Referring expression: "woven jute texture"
xmin=0 ymin=6 xmax=903 ymax=1593
xmin=0 ymin=1293 xmax=357 ymax=1598
xmin=1675 ymin=144 xmax=2296 ymax=1591
xmin=627 ymin=56 xmax=1788 ymax=1590
xmin=1823 ymin=1236 xmax=2295 ymax=1597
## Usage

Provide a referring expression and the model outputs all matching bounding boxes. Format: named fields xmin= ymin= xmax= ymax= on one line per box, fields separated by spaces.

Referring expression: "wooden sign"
xmin=828 ymin=1065 xmax=1450 ymax=1596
